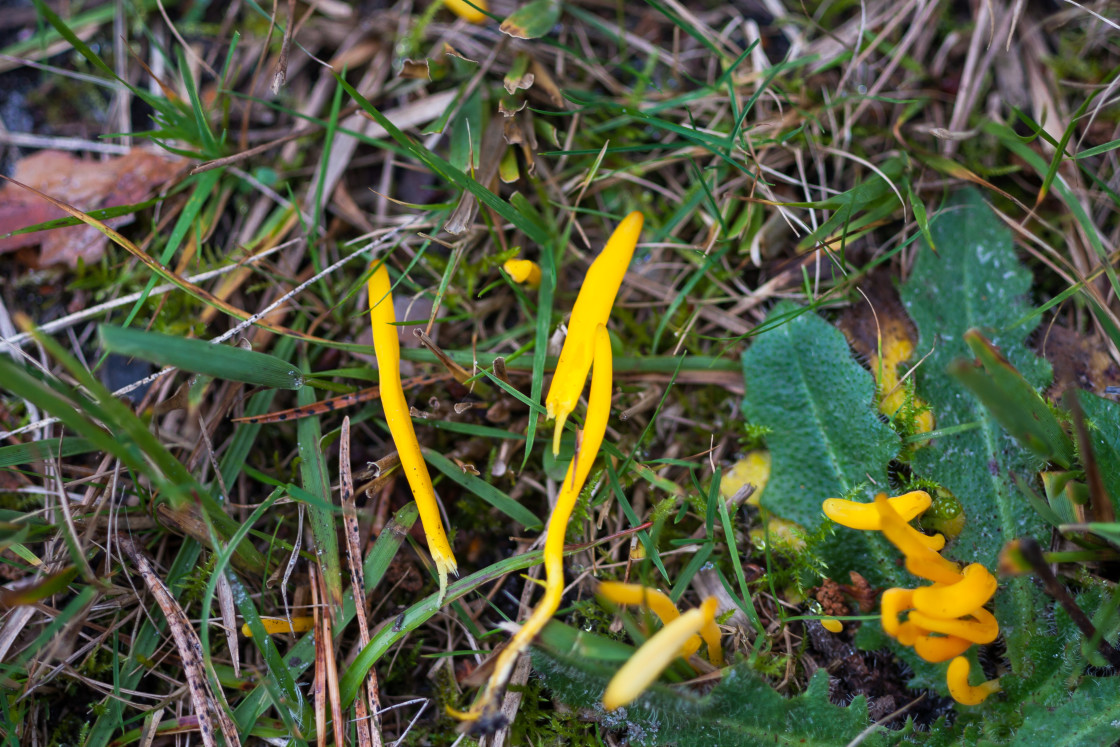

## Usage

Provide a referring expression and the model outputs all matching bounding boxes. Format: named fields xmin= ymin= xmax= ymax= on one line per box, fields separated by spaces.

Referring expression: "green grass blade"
xmin=423 ymin=447 xmax=541 ymax=529
xmin=295 ymin=383 xmax=343 ymax=615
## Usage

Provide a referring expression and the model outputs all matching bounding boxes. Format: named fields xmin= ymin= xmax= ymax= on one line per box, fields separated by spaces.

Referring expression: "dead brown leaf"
xmin=0 ymin=148 xmax=183 ymax=267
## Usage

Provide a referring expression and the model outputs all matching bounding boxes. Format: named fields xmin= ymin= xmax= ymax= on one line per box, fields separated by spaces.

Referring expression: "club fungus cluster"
xmin=823 ymin=492 xmax=1002 ymax=705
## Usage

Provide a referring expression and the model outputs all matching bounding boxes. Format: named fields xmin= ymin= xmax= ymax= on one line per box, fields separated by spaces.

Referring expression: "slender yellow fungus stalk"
xmin=821 ymin=618 xmax=844 ymax=634
xmin=907 ymin=607 xmax=999 ymax=644
xmin=545 ymin=211 xmax=643 ymax=456
xmin=603 ymin=597 xmax=718 ymax=712
xmin=454 ymin=324 xmax=613 ymax=724
xmin=503 ymin=258 xmax=542 ymax=289
xmin=441 ymin=0 xmax=487 ymax=24
xmin=699 ymin=614 xmax=724 ymax=666
xmin=369 ymin=263 xmax=457 ymax=600
xmin=598 ymin=582 xmax=701 ymax=657
xmin=913 ymin=634 xmax=972 ymax=663
xmin=912 ymin=564 xmax=998 ymax=619
xmin=946 ymin=656 xmax=1001 ymax=705
xmin=241 ymin=616 xmax=315 ymax=637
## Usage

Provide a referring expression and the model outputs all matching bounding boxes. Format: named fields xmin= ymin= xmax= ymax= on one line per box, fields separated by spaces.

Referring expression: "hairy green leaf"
xmin=740 ymin=300 xmax=901 ymax=585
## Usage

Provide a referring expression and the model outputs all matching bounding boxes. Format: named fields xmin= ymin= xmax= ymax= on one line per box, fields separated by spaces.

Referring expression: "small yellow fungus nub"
xmin=503 ymin=258 xmax=541 ymax=289
xmin=912 ymin=564 xmax=998 ymax=619
xmin=880 ymin=588 xmax=914 ymax=637
xmin=441 ymin=0 xmax=487 ymax=24
xmin=603 ymin=597 xmax=718 ymax=712
xmin=946 ymin=656 xmax=1001 ymax=705
xmin=545 ymin=211 xmax=643 ymax=455
xmin=821 ymin=618 xmax=844 ymax=634
xmin=720 ymin=450 xmax=770 ymax=506
xmin=241 ymin=616 xmax=315 ymax=637
xmin=370 ymin=263 xmax=457 ymax=600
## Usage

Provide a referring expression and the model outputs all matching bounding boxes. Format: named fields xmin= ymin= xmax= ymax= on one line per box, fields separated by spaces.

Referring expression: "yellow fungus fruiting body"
xmin=720 ymin=450 xmax=770 ymax=506
xmin=821 ymin=618 xmax=844 ymax=634
xmin=880 ymin=588 xmax=914 ymax=637
xmin=545 ymin=211 xmax=643 ymax=455
xmin=907 ymin=607 xmax=999 ymax=645
xmin=875 ymin=496 xmax=961 ymax=584
xmin=913 ymin=634 xmax=973 ymax=663
xmin=603 ymin=597 xmax=718 ymax=712
xmin=441 ymin=0 xmax=487 ymax=24
xmin=912 ymin=564 xmax=998 ymax=619
xmin=503 ymin=258 xmax=542 ymax=289
xmin=241 ymin=616 xmax=315 ymax=637
xmin=455 ymin=325 xmax=613 ymax=723
xmin=598 ymin=582 xmax=701 ymax=657
xmin=369 ymin=264 xmax=458 ymax=599
xmin=822 ymin=491 xmax=932 ymax=530
xmin=946 ymin=656 xmax=1001 ymax=705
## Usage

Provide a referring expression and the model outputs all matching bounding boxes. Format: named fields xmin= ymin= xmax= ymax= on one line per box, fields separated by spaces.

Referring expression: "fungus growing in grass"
xmin=823 ymin=491 xmax=945 ymax=551
xmin=369 ymin=263 xmax=457 ymax=600
xmin=453 ymin=324 xmax=613 ymax=724
xmin=441 ymin=0 xmax=487 ymax=24
xmin=545 ymin=211 xmax=643 ymax=455
xmin=946 ymin=656 xmax=1001 ymax=705
xmin=821 ymin=618 xmax=844 ymax=634
xmin=503 ymin=258 xmax=542 ymax=289
xmin=603 ymin=597 xmax=719 ymax=712
xmin=912 ymin=563 xmax=998 ymax=619
xmin=907 ymin=607 xmax=1000 ymax=645
xmin=913 ymin=633 xmax=973 ymax=663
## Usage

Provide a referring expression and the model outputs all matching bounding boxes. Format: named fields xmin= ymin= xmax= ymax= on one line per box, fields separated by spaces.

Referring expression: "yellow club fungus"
xmin=821 ymin=618 xmax=844 ymax=634
xmin=454 ymin=324 xmax=613 ymax=724
xmin=874 ymin=496 xmax=961 ymax=584
xmin=597 ymin=582 xmax=700 ymax=657
xmin=946 ymin=656 xmax=1001 ymax=705
xmin=907 ymin=607 xmax=1000 ymax=645
xmin=545 ymin=211 xmax=643 ymax=455
xmin=503 ymin=258 xmax=542 ymax=289
xmin=441 ymin=0 xmax=487 ymax=24
xmin=603 ymin=597 xmax=719 ymax=712
xmin=240 ymin=616 xmax=315 ymax=637
xmin=912 ymin=564 xmax=998 ymax=619
xmin=822 ymin=491 xmax=931 ymax=530
xmin=369 ymin=263 xmax=457 ymax=600
xmin=913 ymin=633 xmax=973 ymax=663
xmin=879 ymin=588 xmax=914 ymax=637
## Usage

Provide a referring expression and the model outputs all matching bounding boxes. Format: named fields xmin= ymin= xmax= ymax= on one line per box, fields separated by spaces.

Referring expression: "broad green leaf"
xmin=1078 ymin=391 xmax=1120 ymax=510
xmin=949 ymin=330 xmax=1074 ymax=468
xmin=740 ymin=300 xmax=901 ymax=585
xmin=422 ymin=448 xmax=541 ymax=530
xmin=900 ymin=187 xmax=1050 ymax=670
xmin=532 ymin=620 xmax=887 ymax=747
xmin=99 ymin=325 xmax=305 ymax=390
xmin=1010 ymin=677 xmax=1120 ymax=747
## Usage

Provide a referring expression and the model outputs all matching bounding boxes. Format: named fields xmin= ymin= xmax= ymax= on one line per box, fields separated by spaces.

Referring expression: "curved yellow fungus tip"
xmin=874 ymin=496 xmax=960 ymax=584
xmin=598 ymin=582 xmax=709 ymax=658
xmin=821 ymin=618 xmax=844 ymax=634
xmin=880 ymin=588 xmax=914 ymax=637
xmin=912 ymin=563 xmax=997 ymax=619
xmin=369 ymin=263 xmax=458 ymax=600
xmin=456 ymin=324 xmax=613 ymax=723
xmin=546 ymin=211 xmax=643 ymax=455
xmin=503 ymin=258 xmax=541 ymax=289
xmin=441 ymin=0 xmax=487 ymax=24
xmin=241 ymin=616 xmax=315 ymax=637
xmin=822 ymin=491 xmax=931 ymax=529
xmin=603 ymin=597 xmax=718 ymax=712
xmin=946 ymin=656 xmax=1001 ymax=705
